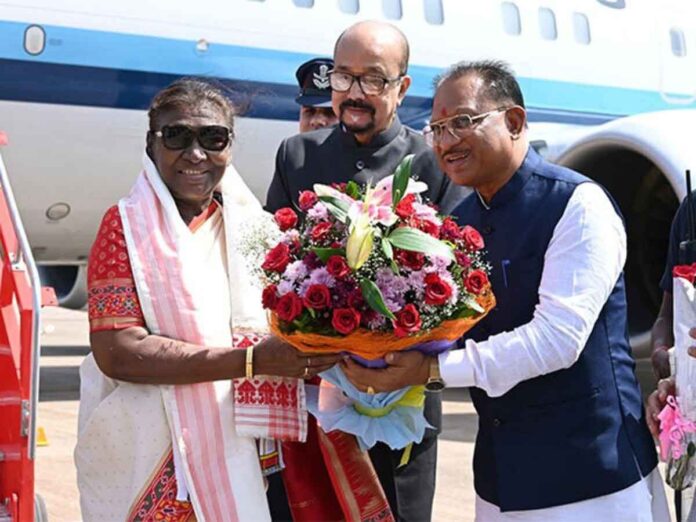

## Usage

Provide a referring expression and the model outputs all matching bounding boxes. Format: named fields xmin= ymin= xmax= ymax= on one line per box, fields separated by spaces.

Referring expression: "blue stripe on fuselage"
xmin=2 ymin=19 xmax=694 ymax=125
xmin=0 ymin=57 xmax=616 ymax=127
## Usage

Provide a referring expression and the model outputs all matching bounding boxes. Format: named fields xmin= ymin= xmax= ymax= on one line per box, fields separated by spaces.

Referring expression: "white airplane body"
xmin=1 ymin=0 xmax=696 ymax=349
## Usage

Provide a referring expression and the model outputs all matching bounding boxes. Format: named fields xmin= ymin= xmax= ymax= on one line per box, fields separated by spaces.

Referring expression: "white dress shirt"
xmin=438 ymin=183 xmax=670 ymax=520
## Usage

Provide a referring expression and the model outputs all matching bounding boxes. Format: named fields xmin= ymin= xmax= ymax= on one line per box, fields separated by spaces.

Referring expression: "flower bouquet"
xmin=659 ymin=263 xmax=696 ymax=489
xmin=260 ymin=155 xmax=494 ymax=449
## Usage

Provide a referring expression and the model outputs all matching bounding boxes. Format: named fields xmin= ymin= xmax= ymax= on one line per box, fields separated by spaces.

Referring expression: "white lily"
xmin=316 ymin=175 xmax=429 ymax=269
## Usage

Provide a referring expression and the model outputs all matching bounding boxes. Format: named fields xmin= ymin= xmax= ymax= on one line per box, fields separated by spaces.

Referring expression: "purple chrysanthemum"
xmin=284 ymin=260 xmax=308 ymax=283
xmin=306 ymin=202 xmax=329 ymax=221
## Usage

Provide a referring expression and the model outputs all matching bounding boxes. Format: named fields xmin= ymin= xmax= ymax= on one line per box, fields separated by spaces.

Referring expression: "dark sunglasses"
xmin=151 ymin=125 xmax=232 ymax=152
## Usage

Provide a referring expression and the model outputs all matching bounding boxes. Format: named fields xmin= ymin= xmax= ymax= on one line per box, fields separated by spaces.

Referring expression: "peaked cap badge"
xmin=313 ymin=64 xmax=330 ymax=90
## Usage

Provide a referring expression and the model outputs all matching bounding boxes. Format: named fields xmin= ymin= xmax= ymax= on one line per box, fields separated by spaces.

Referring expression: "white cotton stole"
xmin=76 ymin=154 xmax=306 ymax=522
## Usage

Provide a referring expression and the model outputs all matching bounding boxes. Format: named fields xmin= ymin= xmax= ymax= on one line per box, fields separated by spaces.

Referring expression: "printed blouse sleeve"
xmin=87 ymin=206 xmax=145 ymax=332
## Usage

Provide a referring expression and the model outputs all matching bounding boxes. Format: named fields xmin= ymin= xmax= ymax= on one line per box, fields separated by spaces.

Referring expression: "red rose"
xmin=392 ymin=304 xmax=422 ymax=338
xmin=465 ymin=269 xmax=489 ymax=295
xmin=441 ymin=218 xmax=461 ymax=241
xmin=298 ymin=190 xmax=318 ymax=211
xmin=461 ymin=225 xmax=484 ymax=251
xmin=274 ymin=207 xmax=298 ymax=231
xmin=415 ymin=219 xmax=441 ymax=238
xmin=395 ymin=249 xmax=425 ymax=271
xmin=455 ymin=250 xmax=472 ymax=268
xmin=310 ymin=222 xmax=333 ymax=243
xmin=275 ymin=292 xmax=304 ymax=322
xmin=424 ymin=273 xmax=453 ymax=305
xmin=332 ymin=307 xmax=361 ymax=335
xmin=303 ymin=284 xmax=331 ymax=310
xmin=262 ymin=243 xmax=291 ymax=273
xmin=673 ymin=265 xmax=696 ymax=283
xmin=262 ymin=284 xmax=279 ymax=310
xmin=326 ymin=255 xmax=351 ymax=278
xmin=395 ymin=194 xmax=416 ymax=219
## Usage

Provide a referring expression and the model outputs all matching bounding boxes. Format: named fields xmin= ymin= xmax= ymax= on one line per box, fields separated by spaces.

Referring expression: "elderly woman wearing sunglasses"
xmin=74 ymin=78 xmax=344 ymax=521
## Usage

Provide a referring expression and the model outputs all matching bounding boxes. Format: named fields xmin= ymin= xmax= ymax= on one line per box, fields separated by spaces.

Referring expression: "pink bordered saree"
xmin=76 ymin=155 xmax=306 ymax=521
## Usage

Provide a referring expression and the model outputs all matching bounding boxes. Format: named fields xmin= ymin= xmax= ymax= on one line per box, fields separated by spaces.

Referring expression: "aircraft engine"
xmin=554 ymin=109 xmax=696 ymax=390
xmin=38 ymin=264 xmax=87 ymax=310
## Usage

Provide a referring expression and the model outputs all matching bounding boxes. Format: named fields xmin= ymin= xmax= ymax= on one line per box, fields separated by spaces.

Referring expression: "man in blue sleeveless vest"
xmin=343 ymin=60 xmax=670 ymax=520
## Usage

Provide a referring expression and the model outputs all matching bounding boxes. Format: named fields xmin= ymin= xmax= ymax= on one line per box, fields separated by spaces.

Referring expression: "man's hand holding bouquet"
xmin=260 ymin=156 xmax=494 ymax=449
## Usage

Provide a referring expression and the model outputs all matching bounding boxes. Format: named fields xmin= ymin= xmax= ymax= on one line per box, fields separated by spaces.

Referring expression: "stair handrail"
xmin=0 ymin=146 xmax=42 ymax=460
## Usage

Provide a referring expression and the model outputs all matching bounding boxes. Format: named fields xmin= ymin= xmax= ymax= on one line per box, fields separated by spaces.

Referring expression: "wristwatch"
xmin=425 ymin=356 xmax=445 ymax=392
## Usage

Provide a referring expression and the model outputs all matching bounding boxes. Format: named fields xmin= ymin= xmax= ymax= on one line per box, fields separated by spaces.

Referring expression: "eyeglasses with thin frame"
xmin=328 ymin=70 xmax=403 ymax=96
xmin=423 ymin=108 xmax=509 ymax=146
xmin=150 ymin=125 xmax=233 ymax=152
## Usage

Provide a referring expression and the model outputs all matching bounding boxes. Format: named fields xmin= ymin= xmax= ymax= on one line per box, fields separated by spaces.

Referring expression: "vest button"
xmin=355 ymin=160 xmax=365 ymax=170
xmin=492 ymin=418 xmax=501 ymax=427
xmin=483 ymin=225 xmax=494 ymax=235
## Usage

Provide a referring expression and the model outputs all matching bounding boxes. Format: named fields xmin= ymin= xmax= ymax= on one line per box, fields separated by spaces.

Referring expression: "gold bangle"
xmin=245 ymin=345 xmax=254 ymax=379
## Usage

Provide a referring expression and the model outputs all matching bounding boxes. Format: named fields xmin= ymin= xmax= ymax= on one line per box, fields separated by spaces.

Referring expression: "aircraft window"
xmin=339 ymin=0 xmax=359 ymax=14
xmin=670 ymin=28 xmax=687 ymax=57
xmin=382 ymin=0 xmax=402 ymax=20
xmin=293 ymin=0 xmax=314 ymax=6
xmin=423 ymin=0 xmax=444 ymax=25
xmin=24 ymin=25 xmax=46 ymax=55
xmin=538 ymin=7 xmax=557 ymax=40
xmin=501 ymin=2 xmax=521 ymax=35
xmin=572 ymin=12 xmax=591 ymax=44
xmin=597 ymin=0 xmax=625 ymax=8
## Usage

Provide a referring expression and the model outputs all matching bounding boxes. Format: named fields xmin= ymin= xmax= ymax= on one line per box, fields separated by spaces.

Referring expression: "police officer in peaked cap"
xmin=295 ymin=57 xmax=338 ymax=133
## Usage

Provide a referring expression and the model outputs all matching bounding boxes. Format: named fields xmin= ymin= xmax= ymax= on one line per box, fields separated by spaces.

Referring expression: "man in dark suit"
xmin=266 ymin=20 xmax=467 ymax=522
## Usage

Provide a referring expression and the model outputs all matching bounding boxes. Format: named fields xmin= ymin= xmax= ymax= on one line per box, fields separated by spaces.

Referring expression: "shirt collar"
xmin=475 ymin=146 xmax=541 ymax=210
xmin=339 ymin=116 xmax=402 ymax=149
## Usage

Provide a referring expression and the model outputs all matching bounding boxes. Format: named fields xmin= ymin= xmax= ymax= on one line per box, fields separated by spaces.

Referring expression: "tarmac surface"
xmin=35 ymin=307 xmax=478 ymax=521
xmin=36 ymin=307 xmax=679 ymax=522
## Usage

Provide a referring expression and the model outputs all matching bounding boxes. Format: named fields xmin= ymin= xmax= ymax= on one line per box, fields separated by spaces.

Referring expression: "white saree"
xmin=76 ymin=155 xmax=306 ymax=521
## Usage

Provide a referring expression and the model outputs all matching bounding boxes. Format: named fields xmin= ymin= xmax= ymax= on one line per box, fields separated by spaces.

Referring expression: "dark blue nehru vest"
xmin=452 ymin=148 xmax=657 ymax=512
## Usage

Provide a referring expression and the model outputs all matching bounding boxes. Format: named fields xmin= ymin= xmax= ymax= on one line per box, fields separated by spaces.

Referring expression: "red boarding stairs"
xmin=0 ymin=131 xmax=55 ymax=521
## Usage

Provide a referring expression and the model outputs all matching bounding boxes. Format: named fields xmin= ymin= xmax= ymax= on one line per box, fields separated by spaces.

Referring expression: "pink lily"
xmin=371 ymin=174 xmax=428 ymax=207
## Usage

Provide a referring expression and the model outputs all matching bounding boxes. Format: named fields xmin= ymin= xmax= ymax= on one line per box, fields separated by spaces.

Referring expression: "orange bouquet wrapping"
xmin=270 ymin=287 xmax=495 ymax=362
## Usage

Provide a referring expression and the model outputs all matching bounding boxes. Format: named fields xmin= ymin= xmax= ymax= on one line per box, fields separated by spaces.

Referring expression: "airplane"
xmin=1 ymin=0 xmax=696 ymax=375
